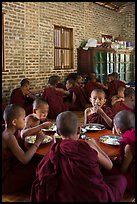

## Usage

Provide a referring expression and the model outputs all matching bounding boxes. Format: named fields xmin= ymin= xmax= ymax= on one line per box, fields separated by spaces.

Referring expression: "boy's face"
xmin=34 ymin=104 xmax=49 ymax=122
xmin=66 ymin=80 xmax=73 ymax=90
xmin=14 ymin=109 xmax=26 ymax=130
xmin=106 ymin=76 xmax=112 ymax=83
xmin=118 ymin=89 xmax=125 ymax=98
xmin=22 ymin=84 xmax=30 ymax=95
xmin=90 ymin=91 xmax=106 ymax=107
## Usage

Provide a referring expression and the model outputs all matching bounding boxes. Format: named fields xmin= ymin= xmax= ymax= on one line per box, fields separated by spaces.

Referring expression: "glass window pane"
xmin=54 ymin=29 xmax=61 ymax=47
xmin=121 ymin=63 xmax=124 ymax=72
xmin=101 ymin=53 xmax=105 ymax=62
xmin=54 ymin=49 xmax=61 ymax=68
xmin=121 ymin=54 xmax=124 ymax=62
xmin=63 ymin=50 xmax=71 ymax=68
xmin=96 ymin=53 xmax=100 ymax=61
xmin=96 ymin=63 xmax=100 ymax=74
xmin=120 ymin=72 xmax=125 ymax=80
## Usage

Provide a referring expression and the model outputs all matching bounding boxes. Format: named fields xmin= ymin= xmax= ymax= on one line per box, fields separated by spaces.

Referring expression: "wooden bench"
xmin=2 ymin=191 xmax=135 ymax=202
xmin=2 ymin=192 xmax=30 ymax=202
xmin=120 ymin=191 xmax=135 ymax=202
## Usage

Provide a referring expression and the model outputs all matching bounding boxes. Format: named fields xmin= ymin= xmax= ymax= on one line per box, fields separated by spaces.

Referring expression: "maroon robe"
xmin=2 ymin=132 xmax=39 ymax=194
xmin=10 ymin=87 xmax=33 ymax=115
xmin=108 ymin=80 xmax=126 ymax=98
xmin=42 ymin=87 xmax=69 ymax=119
xmin=30 ymin=139 xmax=127 ymax=202
xmin=87 ymin=106 xmax=114 ymax=129
xmin=70 ymin=85 xmax=87 ymax=111
xmin=112 ymin=101 xmax=134 ymax=116
xmin=56 ymin=82 xmax=66 ymax=90
xmin=103 ymin=129 xmax=135 ymax=195
xmin=83 ymin=81 xmax=105 ymax=102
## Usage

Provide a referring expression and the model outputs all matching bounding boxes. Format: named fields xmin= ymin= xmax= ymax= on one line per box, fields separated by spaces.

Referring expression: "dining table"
xmin=24 ymin=128 xmax=120 ymax=160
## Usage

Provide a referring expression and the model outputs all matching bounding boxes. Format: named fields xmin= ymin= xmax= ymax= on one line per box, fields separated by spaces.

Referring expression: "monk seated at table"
xmin=111 ymin=86 xmax=125 ymax=106
xmin=30 ymin=111 xmax=127 ymax=202
xmin=21 ymin=98 xmax=52 ymax=138
xmin=42 ymin=75 xmax=69 ymax=119
xmin=112 ymin=87 xmax=135 ymax=116
xmin=107 ymin=72 xmax=126 ymax=106
xmin=83 ymin=74 xmax=108 ymax=103
xmin=10 ymin=78 xmax=35 ymax=116
xmin=84 ymin=88 xmax=114 ymax=129
xmin=2 ymin=104 xmax=46 ymax=194
xmin=103 ymin=110 xmax=135 ymax=196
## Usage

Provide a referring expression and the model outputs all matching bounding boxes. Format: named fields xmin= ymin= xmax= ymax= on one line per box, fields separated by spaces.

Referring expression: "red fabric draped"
xmin=2 ymin=132 xmax=39 ymax=194
xmin=103 ymin=129 xmax=135 ymax=195
xmin=108 ymin=80 xmax=126 ymax=98
xmin=114 ymin=129 xmax=135 ymax=194
xmin=10 ymin=88 xmax=33 ymax=115
xmin=42 ymin=87 xmax=69 ymax=119
xmin=112 ymin=101 xmax=134 ymax=116
xmin=83 ymin=81 xmax=105 ymax=101
xmin=30 ymin=139 xmax=126 ymax=202
xmin=72 ymin=86 xmax=87 ymax=111
xmin=87 ymin=106 xmax=114 ymax=129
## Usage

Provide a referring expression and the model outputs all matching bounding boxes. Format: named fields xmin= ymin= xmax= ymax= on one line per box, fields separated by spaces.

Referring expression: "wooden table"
xmin=85 ymin=129 xmax=120 ymax=159
xmin=24 ymin=129 xmax=120 ymax=159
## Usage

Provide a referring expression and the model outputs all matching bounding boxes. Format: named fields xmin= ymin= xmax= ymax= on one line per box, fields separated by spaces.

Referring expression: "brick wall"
xmin=2 ymin=2 xmax=135 ymax=103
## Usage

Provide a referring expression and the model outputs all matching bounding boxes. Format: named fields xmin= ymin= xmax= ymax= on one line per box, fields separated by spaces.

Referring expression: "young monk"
xmin=2 ymin=104 xmax=46 ymax=194
xmin=30 ymin=111 xmax=127 ymax=202
xmin=21 ymin=98 xmax=52 ymax=138
xmin=10 ymin=78 xmax=35 ymax=115
xmin=65 ymin=77 xmax=87 ymax=111
xmin=83 ymin=74 xmax=107 ymax=102
xmin=103 ymin=110 xmax=135 ymax=195
xmin=112 ymin=87 xmax=135 ymax=116
xmin=64 ymin=78 xmax=75 ymax=103
xmin=111 ymin=86 xmax=125 ymax=106
xmin=42 ymin=75 xmax=69 ymax=119
xmin=107 ymin=72 xmax=126 ymax=99
xmin=84 ymin=88 xmax=114 ymax=129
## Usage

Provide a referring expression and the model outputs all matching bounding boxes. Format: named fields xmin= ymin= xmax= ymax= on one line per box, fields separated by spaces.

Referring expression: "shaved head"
xmin=114 ymin=110 xmax=135 ymax=133
xmin=56 ymin=111 xmax=79 ymax=137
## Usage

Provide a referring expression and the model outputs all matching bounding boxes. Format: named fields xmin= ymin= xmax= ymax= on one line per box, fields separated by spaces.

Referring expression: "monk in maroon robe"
xmin=87 ymin=105 xmax=114 ymax=129
xmin=112 ymin=87 xmax=135 ymax=115
xmin=70 ymin=85 xmax=87 ymax=111
xmin=30 ymin=111 xmax=127 ymax=202
xmin=83 ymin=78 xmax=107 ymax=102
xmin=102 ymin=110 xmax=135 ymax=195
xmin=10 ymin=78 xmax=34 ymax=115
xmin=2 ymin=104 xmax=44 ymax=194
xmin=43 ymin=75 xmax=70 ymax=119
xmin=84 ymin=89 xmax=114 ymax=129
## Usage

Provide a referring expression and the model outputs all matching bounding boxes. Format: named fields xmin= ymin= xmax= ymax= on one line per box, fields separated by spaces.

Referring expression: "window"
xmin=2 ymin=13 xmax=5 ymax=71
xmin=54 ymin=26 xmax=73 ymax=70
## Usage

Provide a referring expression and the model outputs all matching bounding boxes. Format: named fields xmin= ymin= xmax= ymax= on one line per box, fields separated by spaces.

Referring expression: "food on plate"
xmin=42 ymin=124 xmax=57 ymax=132
xmin=100 ymin=136 xmax=121 ymax=145
xmin=25 ymin=135 xmax=52 ymax=144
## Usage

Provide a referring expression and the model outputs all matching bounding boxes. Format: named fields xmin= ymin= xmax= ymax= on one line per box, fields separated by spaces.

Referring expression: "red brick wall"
xmin=2 ymin=2 xmax=135 ymax=102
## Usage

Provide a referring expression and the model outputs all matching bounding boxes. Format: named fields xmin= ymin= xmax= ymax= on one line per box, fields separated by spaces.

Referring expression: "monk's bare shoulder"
xmin=85 ymin=107 xmax=92 ymax=115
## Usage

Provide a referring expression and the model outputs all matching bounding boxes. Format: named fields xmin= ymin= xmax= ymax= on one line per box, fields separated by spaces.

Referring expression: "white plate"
xmin=83 ymin=123 xmax=105 ymax=131
xmin=81 ymin=128 xmax=87 ymax=133
xmin=25 ymin=135 xmax=52 ymax=144
xmin=99 ymin=135 xmax=122 ymax=145
xmin=42 ymin=124 xmax=57 ymax=132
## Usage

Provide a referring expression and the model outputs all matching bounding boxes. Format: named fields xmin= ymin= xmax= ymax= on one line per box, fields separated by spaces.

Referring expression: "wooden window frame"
xmin=54 ymin=25 xmax=73 ymax=70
